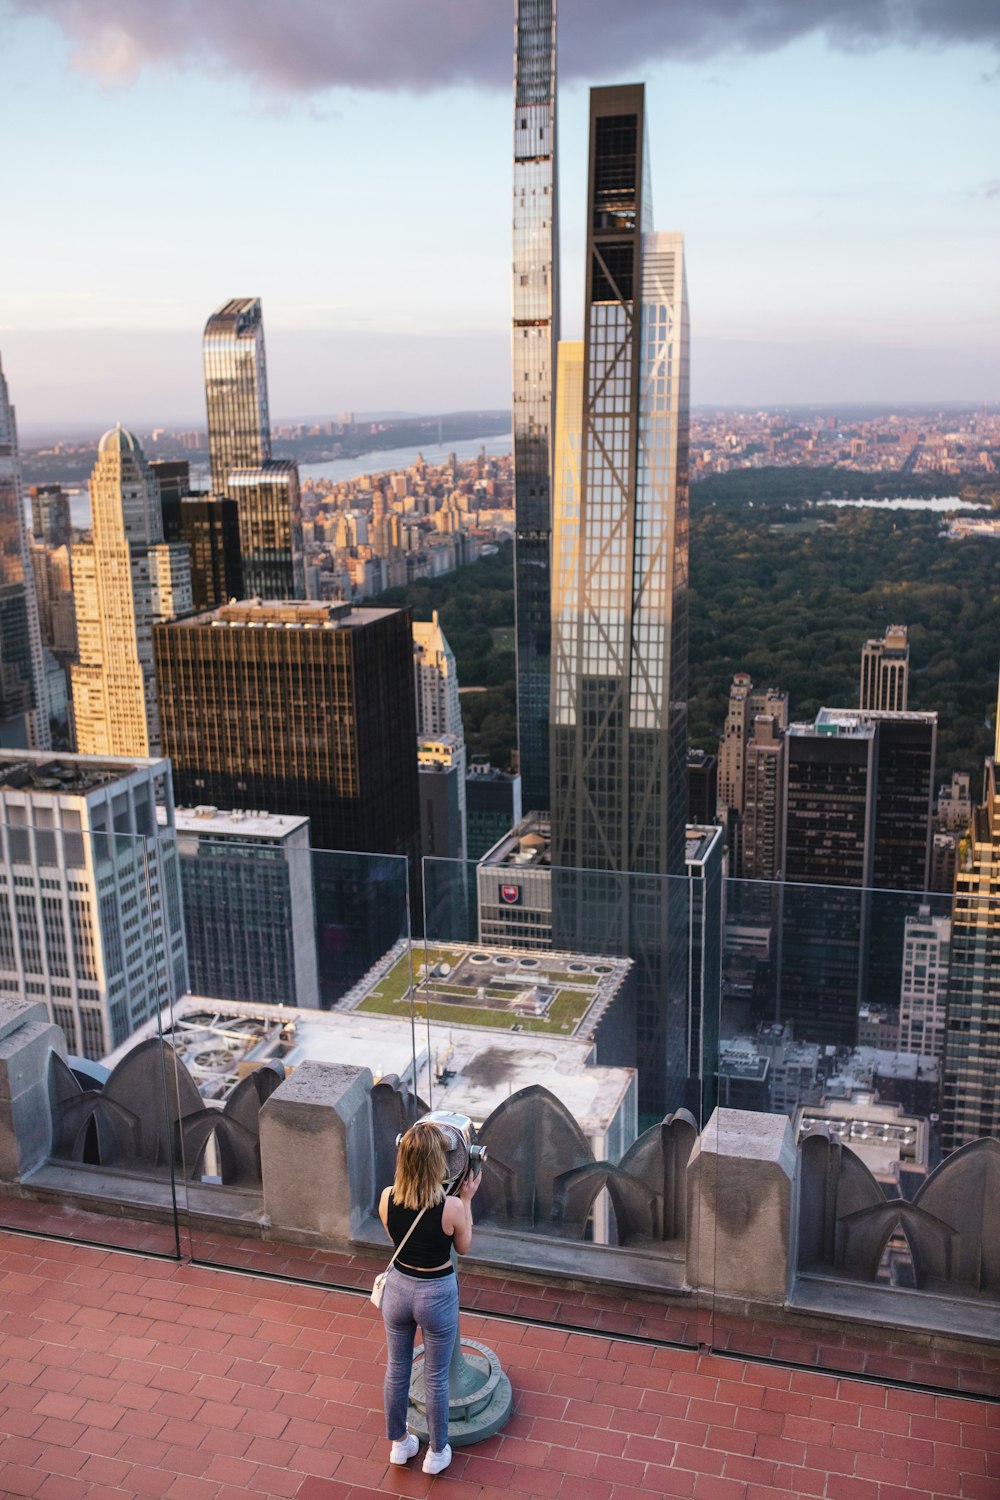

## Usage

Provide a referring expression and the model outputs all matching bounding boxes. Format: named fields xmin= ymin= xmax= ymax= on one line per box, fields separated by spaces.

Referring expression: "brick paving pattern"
xmin=0 ymin=1228 xmax=997 ymax=1500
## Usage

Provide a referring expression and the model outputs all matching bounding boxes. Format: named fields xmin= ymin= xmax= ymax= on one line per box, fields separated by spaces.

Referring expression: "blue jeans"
xmin=382 ymin=1266 xmax=459 ymax=1452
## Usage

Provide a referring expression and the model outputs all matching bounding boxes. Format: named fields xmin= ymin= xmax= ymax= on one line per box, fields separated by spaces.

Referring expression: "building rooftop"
xmin=685 ymin=822 xmax=723 ymax=866
xmin=169 ymin=600 xmax=400 ymax=629
xmin=348 ymin=940 xmax=629 ymax=1042
xmin=103 ymin=994 xmax=635 ymax=1134
xmin=481 ymin=812 xmax=551 ymax=868
xmin=0 ymin=751 xmax=159 ymax=795
xmin=0 ymin=1225 xmax=994 ymax=1500
xmin=173 ymin=806 xmax=311 ymax=840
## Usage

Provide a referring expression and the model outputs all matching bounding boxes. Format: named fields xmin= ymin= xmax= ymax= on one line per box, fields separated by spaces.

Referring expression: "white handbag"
xmin=371 ymin=1203 xmax=428 ymax=1309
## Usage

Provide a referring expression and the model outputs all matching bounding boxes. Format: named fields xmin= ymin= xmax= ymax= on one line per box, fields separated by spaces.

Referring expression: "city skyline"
xmin=1 ymin=5 xmax=997 ymax=427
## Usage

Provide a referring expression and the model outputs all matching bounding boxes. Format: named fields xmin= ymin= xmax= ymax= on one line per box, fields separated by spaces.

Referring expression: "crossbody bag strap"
xmin=383 ymin=1199 xmax=430 ymax=1273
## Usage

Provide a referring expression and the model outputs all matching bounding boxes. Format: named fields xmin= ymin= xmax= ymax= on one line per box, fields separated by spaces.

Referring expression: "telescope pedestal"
xmin=408 ymin=1327 xmax=513 ymax=1447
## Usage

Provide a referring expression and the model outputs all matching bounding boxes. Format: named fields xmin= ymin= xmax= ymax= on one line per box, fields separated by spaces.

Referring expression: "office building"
xmin=717 ymin=674 xmax=788 ymax=819
xmin=71 ymin=427 xmax=192 ymax=757
xmin=29 ymin=484 xmax=71 ymax=548
xmin=941 ymin=691 xmax=1000 ymax=1150
xmin=203 ymin=298 xmax=271 ymax=496
xmin=512 ymin=0 xmax=559 ymax=812
xmin=686 ymin=748 xmax=717 ymax=826
xmin=153 ymin=600 xmax=421 ymax=998
xmin=860 ymin=624 xmax=909 ymax=712
xmin=171 ymin=497 xmax=243 ymax=611
xmin=550 ymin=85 xmax=689 ymax=1110
xmin=779 ymin=708 xmax=936 ymax=1049
xmin=897 ymin=903 xmax=951 ymax=1059
xmin=936 ymin=771 xmax=972 ymax=832
xmin=741 ymin=714 xmax=785 ymax=882
xmin=174 ymin=805 xmax=318 ymax=1009
xmin=466 ymin=760 xmax=522 ymax=860
xmin=0 ymin=751 xmax=186 ymax=1059
xmin=149 ymin=459 xmax=191 ymax=525
xmin=477 ymin=812 xmax=553 ymax=949
xmin=417 ymin=737 xmax=466 ymax=861
xmin=203 ymin=298 xmax=304 ymax=600
xmin=0 ymin=357 xmax=50 ymax=750
xmin=684 ymin=823 xmax=723 ymax=1122
xmin=413 ymin=611 xmax=466 ymax=862
xmin=227 ymin=461 xmax=305 ymax=601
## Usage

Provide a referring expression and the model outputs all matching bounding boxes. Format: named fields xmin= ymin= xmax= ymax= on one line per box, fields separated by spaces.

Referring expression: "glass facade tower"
xmin=0 ymin=355 xmax=51 ymax=750
xmin=203 ymin=299 xmax=305 ymax=601
xmin=512 ymin=0 xmax=559 ymax=811
xmin=550 ymin=85 xmax=690 ymax=1112
xmin=203 ymin=298 xmax=271 ymax=496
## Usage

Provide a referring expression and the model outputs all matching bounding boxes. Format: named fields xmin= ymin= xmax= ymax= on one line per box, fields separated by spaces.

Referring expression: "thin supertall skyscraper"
xmin=202 ymin=298 xmax=305 ymax=600
xmin=512 ymin=0 xmax=559 ymax=811
xmin=550 ymin=85 xmax=690 ymax=1111
xmin=0 ymin=355 xmax=50 ymax=750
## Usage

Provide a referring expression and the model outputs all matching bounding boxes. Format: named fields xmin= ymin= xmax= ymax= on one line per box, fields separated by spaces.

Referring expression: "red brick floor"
xmin=0 ymin=1230 xmax=997 ymax=1500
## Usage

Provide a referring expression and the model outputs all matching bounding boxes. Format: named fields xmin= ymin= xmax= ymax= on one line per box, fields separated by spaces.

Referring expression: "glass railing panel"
xmin=708 ymin=875 xmax=1000 ymax=1398
xmin=175 ymin=841 xmax=415 ymax=1283
xmin=415 ymin=855 xmax=709 ymax=1349
xmin=0 ymin=800 xmax=183 ymax=1258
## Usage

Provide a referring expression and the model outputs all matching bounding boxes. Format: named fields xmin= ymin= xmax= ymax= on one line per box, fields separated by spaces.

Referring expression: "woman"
xmin=378 ymin=1120 xmax=480 ymax=1476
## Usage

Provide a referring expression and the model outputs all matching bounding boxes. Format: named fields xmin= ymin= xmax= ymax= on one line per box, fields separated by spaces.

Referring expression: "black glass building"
xmin=153 ymin=601 xmax=421 ymax=1000
xmin=512 ymin=0 xmax=559 ymax=812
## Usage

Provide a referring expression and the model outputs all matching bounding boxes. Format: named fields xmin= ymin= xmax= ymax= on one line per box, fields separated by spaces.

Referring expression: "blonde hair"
xmin=393 ymin=1122 xmax=448 ymax=1211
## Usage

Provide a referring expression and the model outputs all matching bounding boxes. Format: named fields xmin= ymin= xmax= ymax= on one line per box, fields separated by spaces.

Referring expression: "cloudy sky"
xmin=1 ymin=0 xmax=998 ymax=433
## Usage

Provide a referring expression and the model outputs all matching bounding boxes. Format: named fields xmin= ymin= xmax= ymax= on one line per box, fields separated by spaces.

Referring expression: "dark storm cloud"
xmin=11 ymin=0 xmax=1000 ymax=92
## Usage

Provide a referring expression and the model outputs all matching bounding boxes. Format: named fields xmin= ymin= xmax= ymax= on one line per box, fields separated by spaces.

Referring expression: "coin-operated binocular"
xmin=398 ymin=1109 xmax=487 ymax=1194
xmin=396 ymin=1110 xmax=510 ymax=1445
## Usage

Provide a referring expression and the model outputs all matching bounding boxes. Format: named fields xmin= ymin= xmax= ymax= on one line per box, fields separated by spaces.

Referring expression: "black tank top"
xmin=386 ymin=1192 xmax=454 ymax=1278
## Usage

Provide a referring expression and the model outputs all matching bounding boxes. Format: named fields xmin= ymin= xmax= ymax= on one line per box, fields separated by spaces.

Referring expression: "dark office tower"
xmin=0 ymin=356 xmax=50 ymax=750
xmin=941 ymin=749 xmax=1000 ymax=1153
xmin=150 ymin=459 xmax=191 ymax=539
xmin=512 ymin=0 xmax=559 ymax=812
xmin=228 ymin=461 xmax=305 ymax=600
xmin=203 ymin=298 xmax=271 ymax=496
xmin=29 ymin=484 xmax=71 ymax=548
xmin=687 ymin=748 xmax=718 ymax=826
xmin=550 ymin=85 xmax=690 ymax=1112
xmin=779 ymin=707 xmax=936 ymax=1048
xmin=176 ymin=498 xmax=243 ymax=610
xmin=780 ymin=719 xmax=875 ymax=1048
xmin=153 ymin=600 xmax=421 ymax=1000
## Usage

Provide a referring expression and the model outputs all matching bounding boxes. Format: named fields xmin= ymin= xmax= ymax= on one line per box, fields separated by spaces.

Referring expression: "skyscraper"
xmin=29 ymin=484 xmax=71 ymax=549
xmin=941 ymin=678 xmax=1000 ymax=1151
xmin=202 ymin=298 xmax=304 ymax=600
xmin=860 ymin=624 xmax=909 ymax=712
xmin=512 ymin=0 xmax=559 ymax=811
xmin=153 ymin=599 xmax=421 ymax=999
xmin=71 ymin=427 xmax=192 ymax=757
xmin=0 ymin=751 xmax=187 ymax=1059
xmin=203 ymin=298 xmax=271 ymax=495
xmin=550 ymin=85 xmax=690 ymax=1110
xmin=0 ymin=356 xmax=50 ymax=750
xmin=779 ymin=707 xmax=936 ymax=1048
xmin=413 ymin=611 xmax=466 ymax=862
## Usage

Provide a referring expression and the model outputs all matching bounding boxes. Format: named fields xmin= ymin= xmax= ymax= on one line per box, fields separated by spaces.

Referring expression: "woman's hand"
xmin=459 ymin=1168 xmax=481 ymax=1202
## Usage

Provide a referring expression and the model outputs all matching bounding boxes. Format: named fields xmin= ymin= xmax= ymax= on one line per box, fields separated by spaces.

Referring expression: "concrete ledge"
xmin=793 ymin=1271 xmax=1000 ymax=1348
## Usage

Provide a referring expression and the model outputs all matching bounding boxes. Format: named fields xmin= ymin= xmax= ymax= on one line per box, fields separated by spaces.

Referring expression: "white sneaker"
xmin=389 ymin=1433 xmax=419 ymax=1465
xmin=422 ymin=1443 xmax=452 ymax=1475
